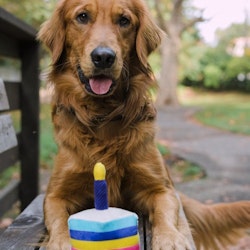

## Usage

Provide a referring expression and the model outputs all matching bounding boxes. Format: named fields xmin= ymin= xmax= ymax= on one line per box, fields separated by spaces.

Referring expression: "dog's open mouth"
xmin=77 ymin=66 xmax=114 ymax=96
xmin=88 ymin=75 xmax=113 ymax=95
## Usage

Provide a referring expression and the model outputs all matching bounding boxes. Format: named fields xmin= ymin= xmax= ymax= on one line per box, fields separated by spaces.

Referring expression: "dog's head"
xmin=38 ymin=0 xmax=163 ymax=97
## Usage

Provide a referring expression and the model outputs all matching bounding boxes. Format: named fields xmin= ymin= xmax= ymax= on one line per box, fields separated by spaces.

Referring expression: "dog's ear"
xmin=136 ymin=4 xmax=164 ymax=70
xmin=38 ymin=1 xmax=66 ymax=64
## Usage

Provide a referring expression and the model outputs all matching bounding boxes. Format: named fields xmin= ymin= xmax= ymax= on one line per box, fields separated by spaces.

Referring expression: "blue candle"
xmin=93 ymin=163 xmax=108 ymax=210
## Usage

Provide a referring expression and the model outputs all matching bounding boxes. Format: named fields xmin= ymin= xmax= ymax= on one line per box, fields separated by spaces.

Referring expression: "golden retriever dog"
xmin=38 ymin=0 xmax=250 ymax=249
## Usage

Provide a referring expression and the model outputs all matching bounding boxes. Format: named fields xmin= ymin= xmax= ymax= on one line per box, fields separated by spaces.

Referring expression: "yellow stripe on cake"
xmin=70 ymin=234 xmax=139 ymax=250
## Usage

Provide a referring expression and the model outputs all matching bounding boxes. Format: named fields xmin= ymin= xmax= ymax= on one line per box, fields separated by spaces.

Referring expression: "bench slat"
xmin=0 ymin=194 xmax=45 ymax=250
xmin=4 ymin=81 xmax=21 ymax=111
xmin=0 ymin=78 xmax=10 ymax=110
xmin=0 ymin=79 xmax=21 ymax=111
xmin=0 ymin=114 xmax=18 ymax=154
xmin=0 ymin=146 xmax=19 ymax=174
xmin=0 ymin=179 xmax=20 ymax=216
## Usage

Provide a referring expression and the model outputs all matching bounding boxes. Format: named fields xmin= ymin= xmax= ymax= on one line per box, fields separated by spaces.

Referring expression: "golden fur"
xmin=38 ymin=0 xmax=250 ymax=249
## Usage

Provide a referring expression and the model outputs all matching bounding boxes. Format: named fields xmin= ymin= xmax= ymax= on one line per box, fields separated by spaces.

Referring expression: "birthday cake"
xmin=68 ymin=163 xmax=140 ymax=250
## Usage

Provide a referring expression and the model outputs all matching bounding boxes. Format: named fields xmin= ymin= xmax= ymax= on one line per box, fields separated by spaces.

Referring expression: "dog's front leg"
xmin=44 ymin=195 xmax=71 ymax=250
xmin=150 ymin=190 xmax=195 ymax=250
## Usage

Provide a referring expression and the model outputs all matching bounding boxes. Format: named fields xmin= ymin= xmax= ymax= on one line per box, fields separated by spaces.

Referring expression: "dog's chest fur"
xmin=52 ymin=104 xmax=155 ymax=209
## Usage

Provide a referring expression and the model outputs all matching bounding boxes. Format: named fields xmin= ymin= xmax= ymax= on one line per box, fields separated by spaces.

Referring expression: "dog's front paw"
xmin=152 ymin=228 xmax=193 ymax=250
xmin=46 ymin=236 xmax=71 ymax=250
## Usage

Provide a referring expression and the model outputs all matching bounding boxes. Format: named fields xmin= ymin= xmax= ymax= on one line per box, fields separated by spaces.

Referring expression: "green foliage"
xmin=181 ymin=22 xmax=250 ymax=92
xmin=225 ymin=56 xmax=250 ymax=79
xmin=180 ymin=29 xmax=206 ymax=83
xmin=0 ymin=0 xmax=56 ymax=28
xmin=216 ymin=23 xmax=249 ymax=48
xmin=40 ymin=104 xmax=58 ymax=168
xmin=203 ymin=65 xmax=222 ymax=89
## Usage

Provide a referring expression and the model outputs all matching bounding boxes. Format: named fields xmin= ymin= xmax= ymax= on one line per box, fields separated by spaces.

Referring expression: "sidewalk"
xmin=157 ymin=106 xmax=250 ymax=203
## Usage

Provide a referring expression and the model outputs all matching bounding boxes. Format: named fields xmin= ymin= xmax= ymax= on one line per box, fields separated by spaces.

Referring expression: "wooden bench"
xmin=0 ymin=6 xmax=42 ymax=249
xmin=0 ymin=7 xmax=39 ymax=214
xmin=0 ymin=8 xmax=195 ymax=250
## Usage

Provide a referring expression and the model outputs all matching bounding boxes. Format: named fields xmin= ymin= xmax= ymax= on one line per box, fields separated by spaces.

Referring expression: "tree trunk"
xmin=153 ymin=0 xmax=204 ymax=107
xmin=156 ymin=34 xmax=180 ymax=107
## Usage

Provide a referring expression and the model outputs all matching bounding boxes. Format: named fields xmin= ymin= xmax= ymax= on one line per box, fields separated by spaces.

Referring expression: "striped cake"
xmin=68 ymin=163 xmax=140 ymax=250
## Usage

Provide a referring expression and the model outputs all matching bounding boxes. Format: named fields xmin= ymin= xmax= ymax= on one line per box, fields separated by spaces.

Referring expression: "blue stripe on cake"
xmin=68 ymin=216 xmax=137 ymax=232
xmin=70 ymin=226 xmax=138 ymax=241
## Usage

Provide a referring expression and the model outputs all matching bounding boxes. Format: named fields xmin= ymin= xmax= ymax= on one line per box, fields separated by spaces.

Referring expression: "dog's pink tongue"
xmin=89 ymin=77 xmax=112 ymax=95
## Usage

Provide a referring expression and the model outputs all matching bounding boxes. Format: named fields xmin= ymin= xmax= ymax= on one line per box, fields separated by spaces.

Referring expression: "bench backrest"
xmin=0 ymin=7 xmax=40 ymax=216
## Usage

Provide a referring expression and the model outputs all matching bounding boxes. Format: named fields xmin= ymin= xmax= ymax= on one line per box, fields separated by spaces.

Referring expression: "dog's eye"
xmin=77 ymin=13 xmax=89 ymax=24
xmin=118 ymin=16 xmax=130 ymax=27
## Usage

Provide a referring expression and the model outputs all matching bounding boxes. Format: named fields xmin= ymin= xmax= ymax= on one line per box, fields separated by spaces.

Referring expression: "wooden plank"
xmin=0 ymin=7 xmax=37 ymax=41
xmin=19 ymin=41 xmax=40 ymax=210
xmin=0 ymin=146 xmax=19 ymax=174
xmin=4 ymin=81 xmax=21 ymax=110
xmin=0 ymin=114 xmax=18 ymax=153
xmin=0 ymin=194 xmax=45 ymax=250
xmin=0 ymin=179 xmax=20 ymax=217
xmin=0 ymin=78 xmax=10 ymax=111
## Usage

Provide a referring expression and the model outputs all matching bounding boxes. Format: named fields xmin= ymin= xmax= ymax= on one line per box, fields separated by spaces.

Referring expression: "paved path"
xmin=157 ymin=106 xmax=250 ymax=203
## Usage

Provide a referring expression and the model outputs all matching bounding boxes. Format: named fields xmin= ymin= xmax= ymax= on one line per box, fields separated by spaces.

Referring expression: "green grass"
xmin=171 ymin=160 xmax=205 ymax=182
xmin=195 ymin=105 xmax=250 ymax=134
xmin=179 ymin=87 xmax=250 ymax=135
xmin=157 ymin=142 xmax=170 ymax=155
xmin=40 ymin=104 xmax=58 ymax=169
xmin=157 ymin=142 xmax=205 ymax=182
xmin=0 ymin=165 xmax=19 ymax=189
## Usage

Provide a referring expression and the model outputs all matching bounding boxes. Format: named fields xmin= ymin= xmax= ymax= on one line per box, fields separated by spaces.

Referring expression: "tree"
xmin=152 ymin=0 xmax=204 ymax=106
xmin=181 ymin=22 xmax=250 ymax=92
xmin=216 ymin=23 xmax=250 ymax=49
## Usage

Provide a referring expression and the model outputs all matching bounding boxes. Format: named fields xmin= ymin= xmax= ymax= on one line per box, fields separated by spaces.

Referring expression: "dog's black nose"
xmin=91 ymin=47 xmax=116 ymax=69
